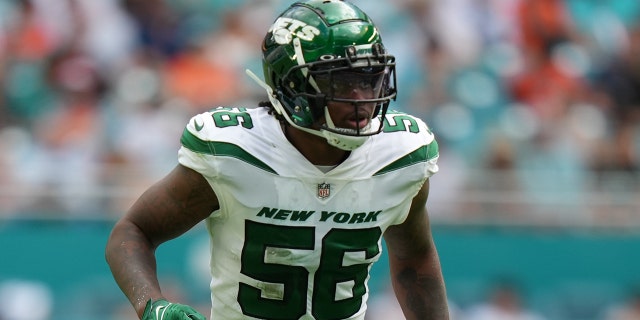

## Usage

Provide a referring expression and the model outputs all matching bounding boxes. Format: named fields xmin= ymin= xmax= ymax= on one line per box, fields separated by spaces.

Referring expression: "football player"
xmin=105 ymin=0 xmax=449 ymax=319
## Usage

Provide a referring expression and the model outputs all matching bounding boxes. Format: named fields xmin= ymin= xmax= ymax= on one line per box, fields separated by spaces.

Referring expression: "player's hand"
xmin=141 ymin=299 xmax=206 ymax=320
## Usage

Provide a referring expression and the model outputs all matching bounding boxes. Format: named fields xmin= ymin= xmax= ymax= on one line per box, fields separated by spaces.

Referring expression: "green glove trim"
xmin=141 ymin=299 xmax=206 ymax=320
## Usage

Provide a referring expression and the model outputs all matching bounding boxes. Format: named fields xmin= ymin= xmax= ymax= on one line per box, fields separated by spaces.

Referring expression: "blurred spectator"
xmin=365 ymin=283 xmax=462 ymax=320
xmin=162 ymin=33 xmax=242 ymax=111
xmin=0 ymin=279 xmax=53 ymax=320
xmin=509 ymin=0 xmax=590 ymax=122
xmin=604 ymin=287 xmax=640 ymax=320
xmin=120 ymin=0 xmax=187 ymax=58
xmin=1 ymin=0 xmax=58 ymax=125
xmin=0 ymin=126 xmax=32 ymax=214
xmin=591 ymin=23 xmax=640 ymax=171
xmin=516 ymin=0 xmax=576 ymax=58
xmin=464 ymin=279 xmax=547 ymax=320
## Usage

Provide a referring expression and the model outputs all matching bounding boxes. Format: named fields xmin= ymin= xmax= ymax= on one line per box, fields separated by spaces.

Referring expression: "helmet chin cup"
xmin=321 ymin=130 xmax=368 ymax=151
xmin=320 ymin=106 xmax=370 ymax=150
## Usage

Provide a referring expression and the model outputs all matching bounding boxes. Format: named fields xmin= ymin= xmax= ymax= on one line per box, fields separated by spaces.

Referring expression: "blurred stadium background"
xmin=1 ymin=0 xmax=639 ymax=319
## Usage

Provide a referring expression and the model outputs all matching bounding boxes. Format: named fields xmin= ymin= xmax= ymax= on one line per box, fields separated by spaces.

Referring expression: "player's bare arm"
xmin=105 ymin=164 xmax=218 ymax=317
xmin=384 ymin=179 xmax=449 ymax=320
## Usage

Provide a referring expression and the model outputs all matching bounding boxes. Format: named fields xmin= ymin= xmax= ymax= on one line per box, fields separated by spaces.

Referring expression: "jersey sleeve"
xmin=177 ymin=111 xmax=220 ymax=178
xmin=381 ymin=111 xmax=440 ymax=180
xmin=420 ymin=120 xmax=439 ymax=179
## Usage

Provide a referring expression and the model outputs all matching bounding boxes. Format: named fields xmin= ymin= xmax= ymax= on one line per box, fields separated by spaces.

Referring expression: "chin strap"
xmin=321 ymin=107 xmax=370 ymax=150
xmin=245 ymin=69 xmax=369 ymax=151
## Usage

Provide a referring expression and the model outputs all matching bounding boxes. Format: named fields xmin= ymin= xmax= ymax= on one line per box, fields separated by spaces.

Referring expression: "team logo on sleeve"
xmin=317 ymin=182 xmax=331 ymax=199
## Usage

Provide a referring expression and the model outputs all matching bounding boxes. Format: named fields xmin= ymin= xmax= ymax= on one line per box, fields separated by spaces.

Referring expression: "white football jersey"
xmin=178 ymin=107 xmax=439 ymax=320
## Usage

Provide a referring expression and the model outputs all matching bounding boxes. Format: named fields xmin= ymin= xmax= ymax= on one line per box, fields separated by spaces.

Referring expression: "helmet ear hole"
xmin=309 ymin=94 xmax=326 ymax=119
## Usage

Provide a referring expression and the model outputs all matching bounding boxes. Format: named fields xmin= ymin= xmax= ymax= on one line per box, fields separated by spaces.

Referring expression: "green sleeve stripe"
xmin=373 ymin=140 xmax=439 ymax=176
xmin=180 ymin=129 xmax=277 ymax=174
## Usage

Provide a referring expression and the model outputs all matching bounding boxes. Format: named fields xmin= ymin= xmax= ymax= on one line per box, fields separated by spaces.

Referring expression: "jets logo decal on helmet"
xmin=269 ymin=17 xmax=321 ymax=44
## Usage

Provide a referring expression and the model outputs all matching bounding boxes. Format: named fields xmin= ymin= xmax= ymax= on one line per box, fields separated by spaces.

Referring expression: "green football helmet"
xmin=251 ymin=0 xmax=397 ymax=150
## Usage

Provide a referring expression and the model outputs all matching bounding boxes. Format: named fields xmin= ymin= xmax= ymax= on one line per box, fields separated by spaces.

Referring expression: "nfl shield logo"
xmin=317 ymin=182 xmax=331 ymax=199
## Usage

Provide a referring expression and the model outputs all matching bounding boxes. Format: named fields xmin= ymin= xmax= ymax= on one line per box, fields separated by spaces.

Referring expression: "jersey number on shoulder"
xmin=382 ymin=112 xmax=420 ymax=133
xmin=238 ymin=221 xmax=381 ymax=319
xmin=211 ymin=107 xmax=254 ymax=129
